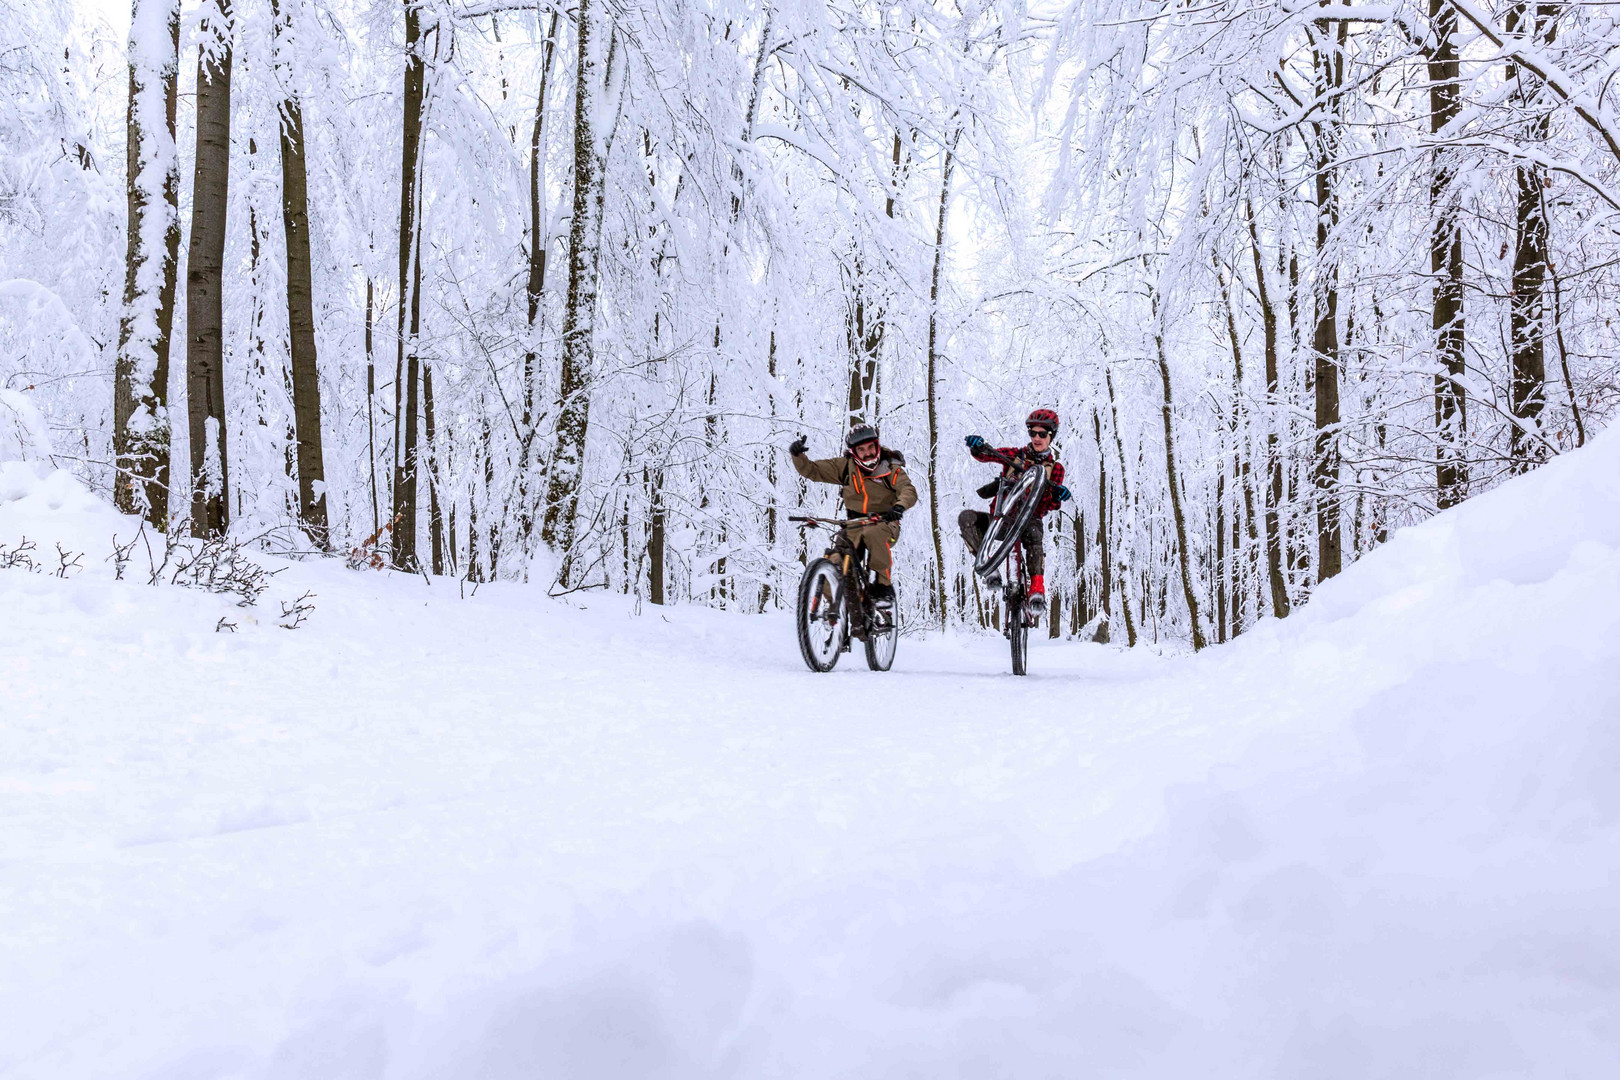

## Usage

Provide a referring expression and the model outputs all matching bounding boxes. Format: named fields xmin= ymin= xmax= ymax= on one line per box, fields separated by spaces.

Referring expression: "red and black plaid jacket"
xmin=970 ymin=444 xmax=1066 ymax=518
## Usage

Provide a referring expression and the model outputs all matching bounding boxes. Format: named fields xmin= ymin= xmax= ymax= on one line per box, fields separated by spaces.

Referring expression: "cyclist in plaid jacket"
xmin=958 ymin=408 xmax=1071 ymax=615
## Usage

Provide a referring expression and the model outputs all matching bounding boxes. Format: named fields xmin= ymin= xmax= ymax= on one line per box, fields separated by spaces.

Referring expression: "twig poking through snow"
xmin=278 ymin=590 xmax=316 ymax=630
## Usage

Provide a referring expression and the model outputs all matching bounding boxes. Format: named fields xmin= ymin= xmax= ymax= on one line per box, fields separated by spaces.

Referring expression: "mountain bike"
xmin=790 ymin=514 xmax=899 ymax=673
xmin=972 ymin=448 xmax=1048 ymax=676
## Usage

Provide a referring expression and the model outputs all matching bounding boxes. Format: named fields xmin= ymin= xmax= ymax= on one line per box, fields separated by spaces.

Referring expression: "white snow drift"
xmin=2 ymin=435 xmax=1618 ymax=1078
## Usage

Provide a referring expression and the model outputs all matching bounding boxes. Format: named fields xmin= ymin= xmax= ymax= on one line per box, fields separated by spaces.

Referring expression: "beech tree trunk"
xmin=424 ymin=365 xmax=444 ymax=574
xmin=1153 ymin=309 xmax=1207 ymax=651
xmin=515 ymin=8 xmax=561 ymax=550
xmin=391 ymin=0 xmax=425 ymax=569
xmin=926 ymin=128 xmax=960 ymax=625
xmin=114 ymin=0 xmax=180 ymax=529
xmin=1092 ymin=409 xmax=1113 ymax=643
xmin=1508 ymin=2 xmax=1554 ymax=471
xmin=365 ymin=274 xmax=378 ymax=535
xmin=646 ymin=465 xmax=666 ymax=605
xmin=1244 ymin=201 xmax=1291 ymax=618
xmin=541 ymin=0 xmax=625 ymax=569
xmin=1103 ymin=368 xmax=1138 ymax=647
xmin=1310 ymin=17 xmax=1343 ymax=581
xmin=186 ymin=0 xmax=233 ymax=538
xmin=276 ymin=0 xmax=328 ymax=545
xmin=1431 ymin=0 xmax=1469 ymax=508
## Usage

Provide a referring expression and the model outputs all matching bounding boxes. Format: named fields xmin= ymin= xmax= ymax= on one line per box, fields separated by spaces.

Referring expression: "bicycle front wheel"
xmin=864 ymin=597 xmax=899 ymax=671
xmin=1009 ymin=593 xmax=1029 ymax=676
xmin=975 ymin=466 xmax=1047 ymax=576
xmin=797 ymin=558 xmax=847 ymax=672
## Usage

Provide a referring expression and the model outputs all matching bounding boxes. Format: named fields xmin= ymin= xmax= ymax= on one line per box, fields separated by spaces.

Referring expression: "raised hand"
xmin=788 ymin=435 xmax=808 ymax=456
xmin=1054 ymin=484 xmax=1072 ymax=502
xmin=965 ymin=435 xmax=986 ymax=451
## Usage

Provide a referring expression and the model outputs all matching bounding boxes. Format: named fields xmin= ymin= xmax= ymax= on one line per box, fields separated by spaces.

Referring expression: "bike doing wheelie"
xmin=791 ymin=514 xmax=899 ymax=672
xmin=959 ymin=410 xmax=1072 ymax=676
xmin=786 ymin=424 xmax=917 ymax=673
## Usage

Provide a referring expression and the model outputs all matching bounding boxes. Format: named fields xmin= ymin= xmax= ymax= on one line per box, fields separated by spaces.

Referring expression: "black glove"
xmin=1054 ymin=484 xmax=1072 ymax=503
xmin=881 ymin=505 xmax=906 ymax=523
xmin=788 ymin=435 xmax=807 ymax=456
xmin=965 ymin=435 xmax=985 ymax=451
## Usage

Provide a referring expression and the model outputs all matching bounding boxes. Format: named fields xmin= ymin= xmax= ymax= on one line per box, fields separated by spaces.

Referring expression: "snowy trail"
xmin=4 ymin=446 xmax=1620 ymax=1077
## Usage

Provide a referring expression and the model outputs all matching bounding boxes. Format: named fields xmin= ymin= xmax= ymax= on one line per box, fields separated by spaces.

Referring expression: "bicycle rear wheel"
xmin=1009 ymin=592 xmax=1029 ymax=676
xmin=864 ymin=597 xmax=898 ymax=671
xmin=975 ymin=466 xmax=1047 ymax=576
xmin=797 ymin=558 xmax=847 ymax=672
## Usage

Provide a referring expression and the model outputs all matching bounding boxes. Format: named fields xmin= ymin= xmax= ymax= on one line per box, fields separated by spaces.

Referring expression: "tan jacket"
xmin=792 ymin=448 xmax=919 ymax=518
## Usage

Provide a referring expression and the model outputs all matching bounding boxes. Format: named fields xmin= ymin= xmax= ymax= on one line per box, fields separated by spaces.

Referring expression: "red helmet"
xmin=1026 ymin=408 xmax=1059 ymax=434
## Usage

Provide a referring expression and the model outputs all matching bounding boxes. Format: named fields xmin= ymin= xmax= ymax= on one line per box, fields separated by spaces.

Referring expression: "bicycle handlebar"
xmin=789 ymin=514 xmax=883 ymax=530
xmin=977 ymin=446 xmax=1026 ymax=472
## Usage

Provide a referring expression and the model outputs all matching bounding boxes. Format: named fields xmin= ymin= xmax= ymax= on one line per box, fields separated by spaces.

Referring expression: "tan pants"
xmin=832 ymin=522 xmax=901 ymax=584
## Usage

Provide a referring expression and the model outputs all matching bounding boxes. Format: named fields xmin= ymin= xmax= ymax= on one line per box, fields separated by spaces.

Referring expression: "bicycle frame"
xmin=791 ymin=514 xmax=886 ymax=636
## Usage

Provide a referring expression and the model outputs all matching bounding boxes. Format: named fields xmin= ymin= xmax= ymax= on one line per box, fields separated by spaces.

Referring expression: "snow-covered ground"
xmin=4 ymin=437 xmax=1619 ymax=1079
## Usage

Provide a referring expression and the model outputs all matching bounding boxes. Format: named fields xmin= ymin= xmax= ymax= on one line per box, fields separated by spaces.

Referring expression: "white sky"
xmin=81 ymin=0 xmax=131 ymax=38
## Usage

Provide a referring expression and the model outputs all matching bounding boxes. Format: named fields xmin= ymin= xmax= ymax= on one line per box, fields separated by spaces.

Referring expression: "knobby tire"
xmin=975 ymin=466 xmax=1046 ymax=576
xmin=1009 ymin=591 xmax=1028 ymax=676
xmin=796 ymin=558 xmax=847 ymax=672
xmin=863 ymin=596 xmax=898 ymax=671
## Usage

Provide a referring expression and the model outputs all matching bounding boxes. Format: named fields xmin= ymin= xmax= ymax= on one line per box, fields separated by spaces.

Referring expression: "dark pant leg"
xmin=958 ymin=509 xmax=989 ymax=557
xmin=1021 ymin=517 xmax=1045 ymax=577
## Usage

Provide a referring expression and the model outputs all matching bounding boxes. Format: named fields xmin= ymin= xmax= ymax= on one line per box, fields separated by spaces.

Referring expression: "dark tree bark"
xmin=1244 ymin=200 xmax=1292 ymax=618
xmin=391 ymin=0 xmax=426 ymax=569
xmin=1309 ymin=15 xmax=1344 ymax=581
xmin=926 ymin=128 xmax=961 ymax=625
xmin=365 ymin=274 xmax=378 ymax=535
xmin=114 ymin=0 xmax=180 ymax=529
xmin=186 ymin=0 xmax=233 ymax=538
xmin=1152 ymin=307 xmax=1207 ymax=652
xmin=1507 ymin=2 xmax=1555 ymax=471
xmin=646 ymin=465 xmax=666 ymax=605
xmin=1093 ymin=409 xmax=1113 ymax=644
xmin=424 ymin=365 xmax=444 ymax=574
xmin=1431 ymin=0 xmax=1469 ymax=508
xmin=275 ymin=0 xmax=328 ymax=545
xmin=515 ymin=9 xmax=561 ymax=550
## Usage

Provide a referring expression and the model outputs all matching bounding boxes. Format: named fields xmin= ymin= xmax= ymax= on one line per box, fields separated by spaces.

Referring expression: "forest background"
xmin=3 ymin=0 xmax=1617 ymax=648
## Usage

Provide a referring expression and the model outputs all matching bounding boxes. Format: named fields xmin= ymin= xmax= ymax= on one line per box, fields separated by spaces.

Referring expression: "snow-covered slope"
xmin=2 ymin=437 xmax=1618 ymax=1078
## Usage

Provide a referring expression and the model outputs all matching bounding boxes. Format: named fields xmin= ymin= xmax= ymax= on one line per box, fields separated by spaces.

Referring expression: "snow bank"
xmin=3 ymin=437 xmax=1618 ymax=1077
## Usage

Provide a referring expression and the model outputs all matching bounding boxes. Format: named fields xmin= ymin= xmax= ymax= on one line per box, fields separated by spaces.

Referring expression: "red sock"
xmin=1030 ymin=574 xmax=1045 ymax=595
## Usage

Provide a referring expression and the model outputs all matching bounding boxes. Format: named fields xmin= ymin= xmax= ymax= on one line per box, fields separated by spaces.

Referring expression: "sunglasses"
xmin=1027 ymin=427 xmax=1053 ymax=439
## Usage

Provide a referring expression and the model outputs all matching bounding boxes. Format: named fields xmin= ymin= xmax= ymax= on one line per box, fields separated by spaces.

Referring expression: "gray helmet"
xmin=845 ymin=423 xmax=879 ymax=450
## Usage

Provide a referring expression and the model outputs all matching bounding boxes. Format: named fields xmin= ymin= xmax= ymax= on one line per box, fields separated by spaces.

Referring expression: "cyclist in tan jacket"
xmin=789 ymin=423 xmax=918 ymax=605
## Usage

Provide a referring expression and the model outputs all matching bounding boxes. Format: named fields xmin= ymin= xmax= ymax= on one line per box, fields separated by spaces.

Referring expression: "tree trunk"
xmin=424 ymin=365 xmax=444 ymax=574
xmin=391 ymin=0 xmax=425 ymax=569
xmin=1103 ymin=369 xmax=1138 ymax=646
xmin=1244 ymin=201 xmax=1291 ymax=619
xmin=541 ymin=0 xmax=625 ymax=570
xmin=186 ymin=0 xmax=233 ymax=538
xmin=646 ymin=465 xmax=666 ymax=605
xmin=275 ymin=1 xmax=328 ymax=545
xmin=1431 ymin=0 xmax=1469 ymax=508
xmin=365 ymin=274 xmax=378 ymax=535
xmin=1152 ymin=311 xmax=1207 ymax=652
xmin=1093 ymin=409 xmax=1113 ymax=644
xmin=926 ymin=128 xmax=961 ymax=625
xmin=1508 ymin=2 xmax=1553 ymax=471
xmin=1310 ymin=16 xmax=1343 ymax=581
xmin=114 ymin=0 xmax=180 ymax=529
xmin=516 ymin=9 xmax=561 ymax=550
